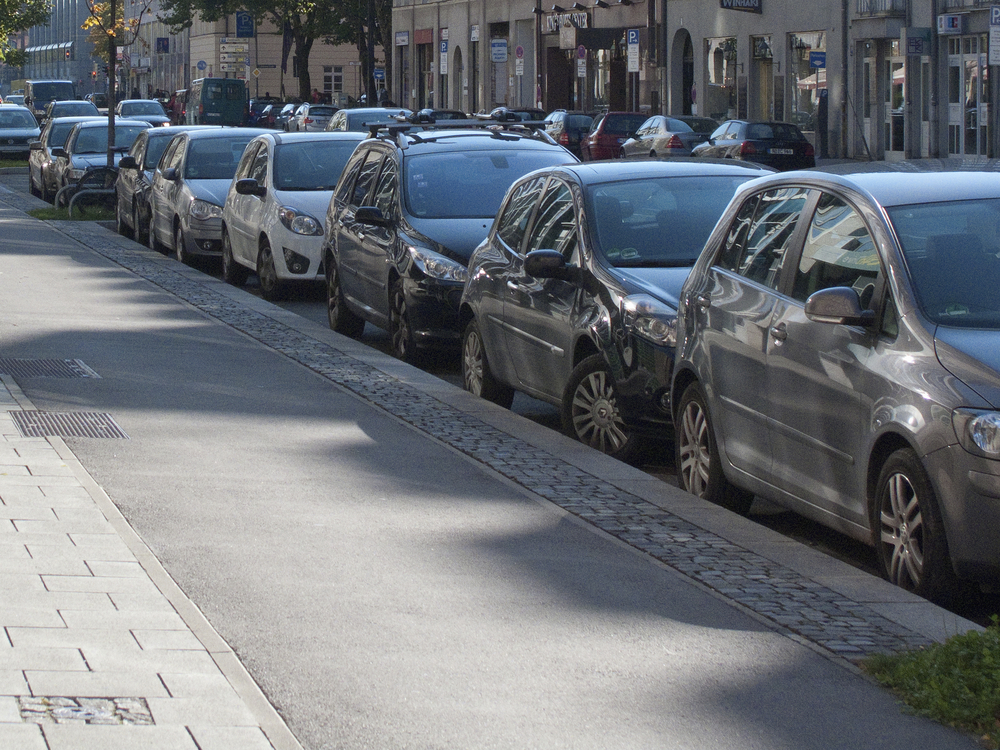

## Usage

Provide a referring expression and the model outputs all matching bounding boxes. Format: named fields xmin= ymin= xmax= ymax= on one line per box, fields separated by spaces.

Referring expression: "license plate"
xmin=770 ymin=148 xmax=794 ymax=155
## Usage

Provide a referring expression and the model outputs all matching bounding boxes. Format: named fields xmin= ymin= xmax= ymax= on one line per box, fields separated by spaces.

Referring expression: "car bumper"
xmin=606 ymin=337 xmax=675 ymax=434
xmin=183 ymin=217 xmax=224 ymax=257
xmin=402 ymin=276 xmax=465 ymax=348
xmin=270 ymin=227 xmax=324 ymax=281
xmin=925 ymin=444 xmax=1000 ymax=582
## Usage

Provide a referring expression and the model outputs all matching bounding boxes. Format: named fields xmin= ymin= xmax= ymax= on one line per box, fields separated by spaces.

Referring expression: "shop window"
xmin=788 ymin=32 xmax=825 ymax=132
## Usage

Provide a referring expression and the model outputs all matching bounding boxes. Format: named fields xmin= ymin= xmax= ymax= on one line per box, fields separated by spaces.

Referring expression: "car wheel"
xmin=256 ymin=239 xmax=284 ymax=301
xmin=875 ymin=448 xmax=960 ymax=602
xmin=675 ymin=381 xmax=754 ymax=514
xmin=462 ymin=319 xmax=514 ymax=409
xmin=389 ymin=277 xmax=419 ymax=363
xmin=174 ymin=223 xmax=190 ymax=265
xmin=132 ymin=201 xmax=148 ymax=246
xmin=618 ymin=148 xmax=626 ymax=158
xmin=561 ymin=354 xmax=642 ymax=463
xmin=649 ymin=150 xmax=657 ymax=158
xmin=326 ymin=256 xmax=364 ymax=337
xmin=115 ymin=195 xmax=133 ymax=238
xmin=221 ymin=231 xmax=249 ymax=287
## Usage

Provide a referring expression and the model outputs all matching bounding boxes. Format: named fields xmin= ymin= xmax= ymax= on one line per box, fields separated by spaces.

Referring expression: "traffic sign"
xmin=627 ymin=29 xmax=640 ymax=73
xmin=197 ymin=60 xmax=207 ymax=71
xmin=515 ymin=45 xmax=524 ymax=59
xmin=220 ymin=44 xmax=248 ymax=53
xmin=373 ymin=68 xmax=385 ymax=81
xmin=235 ymin=11 xmax=254 ymax=38
xmin=491 ymin=38 xmax=507 ymax=63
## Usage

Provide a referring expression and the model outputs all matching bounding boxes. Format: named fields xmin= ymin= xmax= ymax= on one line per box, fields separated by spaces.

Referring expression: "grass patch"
xmin=28 ymin=204 xmax=115 ymax=222
xmin=862 ymin=619 xmax=1000 ymax=747
xmin=0 ymin=157 xmax=28 ymax=168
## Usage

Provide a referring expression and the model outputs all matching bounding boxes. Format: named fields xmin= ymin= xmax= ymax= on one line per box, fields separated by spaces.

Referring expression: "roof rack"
xmin=365 ymin=115 xmax=557 ymax=150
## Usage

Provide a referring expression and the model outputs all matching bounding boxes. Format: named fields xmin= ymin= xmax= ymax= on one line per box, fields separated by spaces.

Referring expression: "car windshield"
xmin=123 ymin=102 xmax=166 ymax=116
xmin=56 ymin=103 xmax=98 ymax=116
xmin=602 ymin=114 xmax=648 ymax=136
xmin=404 ymin=149 xmax=574 ymax=219
xmin=587 ymin=175 xmax=755 ymax=267
xmin=184 ymin=137 xmax=255 ymax=179
xmin=679 ymin=117 xmax=718 ymax=134
xmin=32 ymin=83 xmax=75 ymax=102
xmin=73 ymin=125 xmax=147 ymax=153
xmin=49 ymin=121 xmax=79 ymax=147
xmin=273 ymin=140 xmax=360 ymax=190
xmin=0 ymin=111 xmax=36 ymax=128
xmin=664 ymin=118 xmax=695 ymax=133
xmin=888 ymin=198 xmax=1000 ymax=328
xmin=746 ymin=122 xmax=805 ymax=140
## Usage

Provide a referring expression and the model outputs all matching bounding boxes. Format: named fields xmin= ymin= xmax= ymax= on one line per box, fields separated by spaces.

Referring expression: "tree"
xmin=323 ymin=0 xmax=391 ymax=103
xmin=0 ymin=0 xmax=49 ymax=63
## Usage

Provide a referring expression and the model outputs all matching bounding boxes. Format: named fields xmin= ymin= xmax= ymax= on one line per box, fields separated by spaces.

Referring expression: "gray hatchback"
xmin=672 ymin=167 xmax=1000 ymax=602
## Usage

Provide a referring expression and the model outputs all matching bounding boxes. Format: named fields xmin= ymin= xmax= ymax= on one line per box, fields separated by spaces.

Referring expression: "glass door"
xmin=884 ymin=54 xmax=905 ymax=159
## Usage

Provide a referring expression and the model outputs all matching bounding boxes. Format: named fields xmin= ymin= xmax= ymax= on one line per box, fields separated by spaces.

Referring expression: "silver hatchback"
xmin=672 ymin=167 xmax=1000 ymax=602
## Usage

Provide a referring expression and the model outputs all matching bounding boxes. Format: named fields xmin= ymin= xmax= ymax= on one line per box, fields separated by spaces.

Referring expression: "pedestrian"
xmin=311 ymin=88 xmax=321 ymax=104
xmin=377 ymin=86 xmax=388 ymax=106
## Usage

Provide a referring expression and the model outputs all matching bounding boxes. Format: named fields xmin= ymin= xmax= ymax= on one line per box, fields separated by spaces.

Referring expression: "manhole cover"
xmin=0 ymin=358 xmax=99 ymax=378
xmin=9 ymin=411 xmax=129 ymax=439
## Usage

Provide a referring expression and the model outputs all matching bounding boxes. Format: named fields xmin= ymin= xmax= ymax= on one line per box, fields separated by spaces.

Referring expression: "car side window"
xmin=791 ymin=192 xmax=882 ymax=305
xmin=496 ymin=176 xmax=546 ymax=252
xmin=234 ymin=142 xmax=259 ymax=180
xmin=525 ymin=181 xmax=577 ymax=262
xmin=351 ymin=150 xmax=382 ymax=206
xmin=709 ymin=123 xmax=729 ymax=140
xmin=249 ymin=145 xmax=269 ymax=186
xmin=715 ymin=187 xmax=810 ymax=290
xmin=163 ymin=139 xmax=185 ymax=172
xmin=158 ymin=139 xmax=180 ymax=173
xmin=371 ymin=157 xmax=397 ymax=218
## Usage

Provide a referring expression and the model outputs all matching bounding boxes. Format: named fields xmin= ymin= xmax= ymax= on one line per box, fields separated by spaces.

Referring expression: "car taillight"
xmin=198 ymin=103 xmax=204 ymax=116
xmin=666 ymin=134 xmax=683 ymax=149
xmin=559 ymin=131 xmax=569 ymax=145
xmin=739 ymin=141 xmax=757 ymax=156
xmin=304 ymin=117 xmax=313 ymax=124
xmin=804 ymin=142 xmax=815 ymax=156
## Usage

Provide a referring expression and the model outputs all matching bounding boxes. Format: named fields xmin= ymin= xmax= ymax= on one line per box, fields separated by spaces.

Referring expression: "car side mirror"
xmin=163 ymin=167 xmax=179 ymax=182
xmin=29 ymin=141 xmax=42 ymax=151
xmin=51 ymin=147 xmax=67 ymax=159
xmin=118 ymin=155 xmax=138 ymax=169
xmin=804 ymin=286 xmax=876 ymax=327
xmin=235 ymin=178 xmax=266 ymax=197
xmin=355 ymin=205 xmax=390 ymax=227
xmin=524 ymin=249 xmax=575 ymax=281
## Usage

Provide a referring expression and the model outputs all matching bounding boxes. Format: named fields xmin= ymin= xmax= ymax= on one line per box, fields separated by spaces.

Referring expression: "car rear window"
xmin=565 ymin=115 xmax=593 ymax=129
xmin=747 ymin=123 xmax=805 ymax=140
xmin=309 ymin=106 xmax=336 ymax=117
xmin=602 ymin=114 xmax=648 ymax=135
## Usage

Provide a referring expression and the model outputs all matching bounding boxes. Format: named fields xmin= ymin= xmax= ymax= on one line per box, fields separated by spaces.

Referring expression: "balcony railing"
xmin=856 ymin=0 xmax=906 ymax=15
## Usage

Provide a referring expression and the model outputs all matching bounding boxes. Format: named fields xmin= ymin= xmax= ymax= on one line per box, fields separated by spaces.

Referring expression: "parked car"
xmin=323 ymin=120 xmax=578 ymax=361
xmin=85 ymin=92 xmax=109 ymax=111
xmin=49 ymin=118 xmax=150 ymax=201
xmin=221 ymin=131 xmax=367 ymax=299
xmin=147 ymin=128 xmax=269 ymax=264
xmin=414 ymin=108 xmax=467 ymax=121
xmin=691 ymin=119 xmax=816 ymax=170
xmin=247 ymin=97 xmax=280 ymax=126
xmin=672 ymin=166 xmax=1000 ymax=601
xmin=116 ymin=99 xmax=171 ymax=127
xmin=325 ymin=107 xmax=412 ymax=132
xmin=542 ymin=110 xmax=595 ymax=157
xmin=460 ymin=160 xmax=769 ymax=461
xmin=287 ymin=103 xmax=337 ymax=132
xmin=488 ymin=107 xmax=546 ymax=122
xmin=184 ymin=77 xmax=248 ymax=126
xmin=272 ymin=103 xmax=299 ymax=131
xmin=619 ymin=115 xmax=715 ymax=158
xmin=5 ymin=94 xmax=25 ymax=106
xmin=115 ymin=125 xmax=217 ymax=243
xmin=579 ymin=112 xmax=648 ymax=161
xmin=675 ymin=115 xmax=720 ymax=135
xmin=42 ymin=99 xmax=100 ymax=124
xmin=258 ymin=103 xmax=285 ymax=129
xmin=0 ymin=105 xmax=40 ymax=158
xmin=29 ymin=115 xmax=104 ymax=202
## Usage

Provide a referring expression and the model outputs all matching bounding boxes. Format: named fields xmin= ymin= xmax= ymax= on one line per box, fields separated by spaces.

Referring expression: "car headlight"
xmin=407 ymin=245 xmax=469 ymax=283
xmin=953 ymin=409 xmax=1000 ymax=459
xmin=621 ymin=294 xmax=677 ymax=348
xmin=189 ymin=199 xmax=223 ymax=221
xmin=69 ymin=167 xmax=85 ymax=180
xmin=278 ymin=206 xmax=322 ymax=236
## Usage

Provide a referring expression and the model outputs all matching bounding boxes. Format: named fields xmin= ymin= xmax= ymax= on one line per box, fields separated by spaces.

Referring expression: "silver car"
xmin=0 ymin=105 xmax=39 ymax=158
xmin=286 ymin=103 xmax=336 ymax=132
xmin=672 ymin=167 xmax=1000 ymax=602
xmin=49 ymin=118 xmax=150 ymax=202
xmin=147 ymin=127 xmax=268 ymax=264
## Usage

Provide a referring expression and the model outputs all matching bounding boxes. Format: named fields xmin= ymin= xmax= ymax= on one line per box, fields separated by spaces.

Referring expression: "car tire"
xmin=561 ymin=354 xmax=642 ymax=463
xmin=132 ymin=201 xmax=148 ymax=246
xmin=462 ymin=319 xmax=514 ymax=409
xmin=618 ymin=148 xmax=626 ymax=159
xmin=675 ymin=381 xmax=754 ymax=514
xmin=174 ymin=223 xmax=190 ymax=265
xmin=389 ymin=277 xmax=419 ymax=364
xmin=326 ymin=256 xmax=364 ymax=338
xmin=875 ymin=448 xmax=961 ymax=603
xmin=256 ymin=239 xmax=284 ymax=301
xmin=221 ymin=231 xmax=249 ymax=287
xmin=115 ymin=195 xmax=133 ymax=238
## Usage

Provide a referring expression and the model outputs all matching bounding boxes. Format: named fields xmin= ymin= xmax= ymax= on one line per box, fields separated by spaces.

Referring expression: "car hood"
xmin=404 ymin=216 xmax=493 ymax=262
xmin=613 ymin=266 xmax=692 ymax=310
xmin=73 ymin=153 xmax=123 ymax=168
xmin=186 ymin=179 xmax=233 ymax=206
xmin=272 ymin=189 xmax=334 ymax=222
xmin=127 ymin=115 xmax=169 ymax=125
xmin=0 ymin=128 xmax=39 ymax=138
xmin=935 ymin=327 xmax=1000 ymax=408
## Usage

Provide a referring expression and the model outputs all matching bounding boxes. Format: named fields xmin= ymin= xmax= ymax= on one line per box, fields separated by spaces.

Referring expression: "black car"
xmin=543 ymin=110 xmax=595 ymax=157
xmin=691 ymin=119 xmax=815 ymax=171
xmin=459 ymin=160 xmax=770 ymax=462
xmin=324 ymin=120 xmax=578 ymax=361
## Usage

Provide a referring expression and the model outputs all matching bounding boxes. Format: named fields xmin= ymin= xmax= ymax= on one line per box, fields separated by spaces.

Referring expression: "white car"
xmin=221 ymin=131 xmax=365 ymax=299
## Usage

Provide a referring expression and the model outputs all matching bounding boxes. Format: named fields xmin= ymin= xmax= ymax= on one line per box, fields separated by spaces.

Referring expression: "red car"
xmin=579 ymin=111 xmax=649 ymax=161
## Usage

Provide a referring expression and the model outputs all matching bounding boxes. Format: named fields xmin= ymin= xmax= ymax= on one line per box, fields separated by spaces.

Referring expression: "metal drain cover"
xmin=0 ymin=358 xmax=100 ymax=378
xmin=10 ymin=410 xmax=129 ymax=439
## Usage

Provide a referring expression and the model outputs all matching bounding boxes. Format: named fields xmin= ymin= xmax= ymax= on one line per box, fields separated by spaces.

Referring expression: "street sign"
xmin=373 ymin=68 xmax=385 ymax=81
xmin=220 ymin=63 xmax=239 ymax=72
xmin=515 ymin=58 xmax=524 ymax=76
xmin=577 ymin=58 xmax=586 ymax=78
xmin=253 ymin=69 xmax=260 ymax=78
xmin=491 ymin=38 xmax=507 ymax=63
xmin=197 ymin=60 xmax=207 ymax=71
xmin=220 ymin=44 xmax=248 ymax=53
xmin=577 ymin=44 xmax=586 ymax=60
xmin=515 ymin=45 xmax=524 ymax=60
xmin=627 ymin=29 xmax=640 ymax=73
xmin=809 ymin=50 xmax=826 ymax=68
xmin=235 ymin=11 xmax=254 ymax=38
xmin=992 ymin=6 xmax=1000 ymax=65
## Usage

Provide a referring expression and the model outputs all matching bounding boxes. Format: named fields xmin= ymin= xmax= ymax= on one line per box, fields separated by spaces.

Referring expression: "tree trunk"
xmin=107 ymin=30 xmax=116 ymax=167
xmin=295 ymin=33 xmax=314 ymax=102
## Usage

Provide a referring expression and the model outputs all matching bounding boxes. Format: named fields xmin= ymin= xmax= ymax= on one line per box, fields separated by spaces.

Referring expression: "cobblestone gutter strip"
xmin=46 ymin=221 xmax=933 ymax=657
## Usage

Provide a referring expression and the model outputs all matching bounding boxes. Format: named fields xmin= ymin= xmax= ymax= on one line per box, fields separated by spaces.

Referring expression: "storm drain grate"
xmin=19 ymin=696 xmax=153 ymax=725
xmin=9 ymin=410 xmax=129 ymax=439
xmin=0 ymin=358 xmax=100 ymax=379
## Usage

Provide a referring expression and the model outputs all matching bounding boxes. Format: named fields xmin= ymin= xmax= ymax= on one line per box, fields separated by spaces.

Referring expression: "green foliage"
xmin=862 ymin=618 xmax=1000 ymax=748
xmin=28 ymin=205 xmax=116 ymax=221
xmin=0 ymin=0 xmax=50 ymax=61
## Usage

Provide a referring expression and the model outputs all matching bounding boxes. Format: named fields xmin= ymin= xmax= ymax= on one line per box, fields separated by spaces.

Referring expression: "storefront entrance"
xmin=948 ymin=35 xmax=990 ymax=157
xmin=884 ymin=53 xmax=905 ymax=160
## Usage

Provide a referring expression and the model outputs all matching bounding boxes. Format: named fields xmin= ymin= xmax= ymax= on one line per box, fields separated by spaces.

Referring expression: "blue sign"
xmin=440 ymin=40 xmax=448 ymax=55
xmin=809 ymin=50 xmax=826 ymax=68
xmin=235 ymin=11 xmax=254 ymax=38
xmin=490 ymin=39 xmax=507 ymax=63
xmin=627 ymin=29 xmax=640 ymax=46
xmin=992 ymin=4 xmax=1000 ymax=24
xmin=373 ymin=68 xmax=385 ymax=81
xmin=197 ymin=60 xmax=207 ymax=71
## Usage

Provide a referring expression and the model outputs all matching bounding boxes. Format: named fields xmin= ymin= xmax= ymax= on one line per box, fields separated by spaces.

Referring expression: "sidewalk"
xmin=0 ymin=375 xmax=299 ymax=749
xmin=0 ymin=178 xmax=986 ymax=749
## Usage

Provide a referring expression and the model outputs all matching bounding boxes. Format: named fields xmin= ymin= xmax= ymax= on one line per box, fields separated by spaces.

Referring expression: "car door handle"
xmin=770 ymin=322 xmax=788 ymax=342
xmin=694 ymin=293 xmax=711 ymax=309
xmin=507 ymin=281 xmax=519 ymax=291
